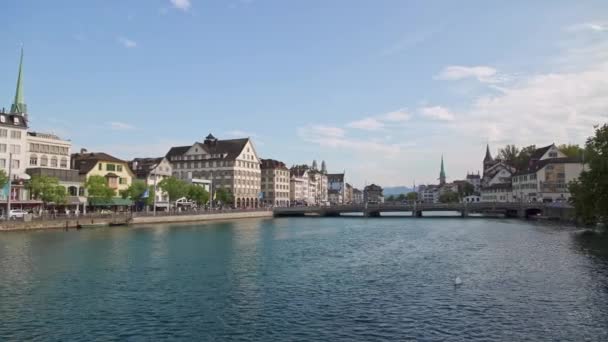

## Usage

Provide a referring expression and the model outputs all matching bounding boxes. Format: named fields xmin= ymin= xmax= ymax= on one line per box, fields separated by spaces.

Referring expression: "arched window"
xmin=60 ymin=158 xmax=67 ymax=168
xmin=40 ymin=155 xmax=48 ymax=167
xmin=29 ymin=154 xmax=38 ymax=166
xmin=50 ymin=157 xmax=58 ymax=168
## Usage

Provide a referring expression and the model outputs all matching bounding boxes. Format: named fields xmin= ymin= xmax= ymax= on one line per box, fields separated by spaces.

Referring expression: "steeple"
xmin=10 ymin=47 xmax=27 ymax=115
xmin=439 ymin=155 xmax=446 ymax=185
xmin=321 ymin=160 xmax=327 ymax=174
xmin=483 ymin=144 xmax=493 ymax=163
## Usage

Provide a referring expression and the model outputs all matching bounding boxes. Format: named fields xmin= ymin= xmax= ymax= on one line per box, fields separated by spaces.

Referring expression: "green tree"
xmin=396 ymin=193 xmax=407 ymax=201
xmin=188 ymin=184 xmax=209 ymax=206
xmin=498 ymin=144 xmax=520 ymax=167
xmin=215 ymin=188 xmax=234 ymax=205
xmin=28 ymin=175 xmax=67 ymax=208
xmin=439 ymin=190 xmax=459 ymax=203
xmin=569 ymin=124 xmax=608 ymax=227
xmin=121 ymin=180 xmax=154 ymax=205
xmin=386 ymin=195 xmax=396 ymax=202
xmin=406 ymin=192 xmax=418 ymax=201
xmin=457 ymin=182 xmax=475 ymax=198
xmin=513 ymin=145 xmax=537 ymax=171
xmin=0 ymin=169 xmax=8 ymax=190
xmin=85 ymin=175 xmax=115 ymax=200
xmin=158 ymin=176 xmax=188 ymax=205
xmin=559 ymin=144 xmax=584 ymax=159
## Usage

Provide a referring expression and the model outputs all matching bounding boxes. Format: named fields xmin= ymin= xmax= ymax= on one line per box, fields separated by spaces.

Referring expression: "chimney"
xmin=80 ymin=148 xmax=88 ymax=154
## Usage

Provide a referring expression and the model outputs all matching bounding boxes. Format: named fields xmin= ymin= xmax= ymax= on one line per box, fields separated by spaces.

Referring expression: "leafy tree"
xmin=188 ymin=184 xmax=209 ymax=206
xmin=406 ymin=192 xmax=418 ymax=201
xmin=396 ymin=193 xmax=407 ymax=201
xmin=0 ymin=169 xmax=8 ymax=190
xmin=514 ymin=145 xmax=537 ymax=171
xmin=386 ymin=195 xmax=396 ymax=202
xmin=498 ymin=144 xmax=520 ymax=167
xmin=569 ymin=124 xmax=608 ymax=227
xmin=28 ymin=175 xmax=67 ymax=208
xmin=158 ymin=176 xmax=188 ymax=204
xmin=122 ymin=180 xmax=154 ymax=205
xmin=559 ymin=144 xmax=584 ymax=159
xmin=215 ymin=188 xmax=234 ymax=205
xmin=85 ymin=175 xmax=115 ymax=200
xmin=439 ymin=190 xmax=459 ymax=203
xmin=457 ymin=182 xmax=475 ymax=198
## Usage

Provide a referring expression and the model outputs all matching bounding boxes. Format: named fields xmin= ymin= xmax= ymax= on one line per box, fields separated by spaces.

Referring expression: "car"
xmin=9 ymin=209 xmax=28 ymax=219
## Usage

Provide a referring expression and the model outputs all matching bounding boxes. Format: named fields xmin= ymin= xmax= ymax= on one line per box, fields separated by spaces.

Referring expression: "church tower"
xmin=483 ymin=144 xmax=494 ymax=172
xmin=439 ymin=155 xmax=446 ymax=186
xmin=10 ymin=47 xmax=28 ymax=117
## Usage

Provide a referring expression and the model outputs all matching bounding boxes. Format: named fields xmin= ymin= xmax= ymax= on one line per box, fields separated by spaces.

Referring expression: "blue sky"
xmin=1 ymin=0 xmax=607 ymax=188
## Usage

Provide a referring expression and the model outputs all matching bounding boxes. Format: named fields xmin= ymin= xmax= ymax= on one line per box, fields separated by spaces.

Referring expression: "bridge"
xmin=273 ymin=202 xmax=575 ymax=219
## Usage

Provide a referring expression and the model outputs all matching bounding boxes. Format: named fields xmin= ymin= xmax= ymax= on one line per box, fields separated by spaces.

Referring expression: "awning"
xmin=88 ymin=197 xmax=133 ymax=206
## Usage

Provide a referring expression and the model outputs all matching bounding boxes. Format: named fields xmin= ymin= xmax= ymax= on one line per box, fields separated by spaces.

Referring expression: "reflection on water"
xmin=1 ymin=218 xmax=607 ymax=341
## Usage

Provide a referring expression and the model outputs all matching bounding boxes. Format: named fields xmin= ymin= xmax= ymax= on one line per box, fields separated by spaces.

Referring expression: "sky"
xmin=1 ymin=0 xmax=607 ymax=188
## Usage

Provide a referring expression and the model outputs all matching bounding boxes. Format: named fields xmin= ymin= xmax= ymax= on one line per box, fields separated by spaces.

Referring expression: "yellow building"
xmin=71 ymin=151 xmax=134 ymax=196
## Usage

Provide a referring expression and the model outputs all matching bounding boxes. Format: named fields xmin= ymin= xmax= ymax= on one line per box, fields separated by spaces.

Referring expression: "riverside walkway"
xmin=274 ymin=202 xmax=575 ymax=219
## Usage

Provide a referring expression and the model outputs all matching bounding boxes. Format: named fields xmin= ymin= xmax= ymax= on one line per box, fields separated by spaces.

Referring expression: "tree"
xmin=406 ymin=192 xmax=418 ymax=201
xmin=0 ymin=169 xmax=8 ymax=190
xmin=158 ymin=177 xmax=188 ymax=205
xmin=85 ymin=175 xmax=115 ymax=201
xmin=396 ymin=193 xmax=407 ymax=201
xmin=439 ymin=190 xmax=459 ymax=203
xmin=188 ymin=184 xmax=209 ymax=206
xmin=457 ymin=182 xmax=475 ymax=198
xmin=28 ymin=175 xmax=67 ymax=208
xmin=559 ymin=144 xmax=584 ymax=159
xmin=512 ymin=145 xmax=537 ymax=171
xmin=122 ymin=180 xmax=154 ymax=206
xmin=386 ymin=195 xmax=396 ymax=202
xmin=498 ymin=144 xmax=520 ymax=167
xmin=215 ymin=188 xmax=234 ymax=205
xmin=569 ymin=124 xmax=608 ymax=227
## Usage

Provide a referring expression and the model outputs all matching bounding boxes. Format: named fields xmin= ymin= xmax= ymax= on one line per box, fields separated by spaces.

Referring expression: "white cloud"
xmin=435 ymin=65 xmax=498 ymax=83
xmin=347 ymin=117 xmax=384 ymax=131
xmin=382 ymin=109 xmax=411 ymax=122
xmin=420 ymin=106 xmax=455 ymax=121
xmin=225 ymin=129 xmax=257 ymax=138
xmin=170 ymin=0 xmax=191 ymax=11
xmin=108 ymin=121 xmax=135 ymax=130
xmin=117 ymin=36 xmax=137 ymax=48
xmin=566 ymin=22 xmax=608 ymax=32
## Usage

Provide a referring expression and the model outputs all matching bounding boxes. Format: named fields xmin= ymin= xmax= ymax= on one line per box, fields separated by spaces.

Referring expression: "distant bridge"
xmin=273 ymin=202 xmax=575 ymax=219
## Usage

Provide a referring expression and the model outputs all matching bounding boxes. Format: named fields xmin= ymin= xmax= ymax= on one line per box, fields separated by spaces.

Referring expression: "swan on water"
xmin=454 ymin=276 xmax=463 ymax=286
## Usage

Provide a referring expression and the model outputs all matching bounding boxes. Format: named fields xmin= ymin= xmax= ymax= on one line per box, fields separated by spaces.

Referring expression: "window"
xmin=0 ymin=159 xmax=5 ymax=168
xmin=549 ymin=152 xmax=558 ymax=158
xmin=0 ymin=129 xmax=6 ymax=137
xmin=0 ymin=116 xmax=4 ymax=123
xmin=117 ymin=165 xmax=123 ymax=172
xmin=98 ymin=163 xmax=102 ymax=170
xmin=40 ymin=156 xmax=48 ymax=166
xmin=11 ymin=159 xmax=19 ymax=169
xmin=50 ymin=157 xmax=58 ymax=168
xmin=13 ymin=117 xmax=20 ymax=125
xmin=60 ymin=158 xmax=67 ymax=168
xmin=119 ymin=178 xmax=127 ymax=185
xmin=9 ymin=145 xmax=20 ymax=154
xmin=30 ymin=155 xmax=38 ymax=166
xmin=0 ymin=144 xmax=5 ymax=153
xmin=10 ymin=130 xmax=21 ymax=139
xmin=106 ymin=164 xmax=116 ymax=171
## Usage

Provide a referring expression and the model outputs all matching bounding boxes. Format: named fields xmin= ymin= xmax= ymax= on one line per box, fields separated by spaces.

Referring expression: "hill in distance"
xmin=383 ymin=186 xmax=414 ymax=196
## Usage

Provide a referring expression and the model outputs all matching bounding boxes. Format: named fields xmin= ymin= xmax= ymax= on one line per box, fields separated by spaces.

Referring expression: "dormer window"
xmin=13 ymin=117 xmax=19 ymax=125
xmin=0 ymin=116 xmax=5 ymax=123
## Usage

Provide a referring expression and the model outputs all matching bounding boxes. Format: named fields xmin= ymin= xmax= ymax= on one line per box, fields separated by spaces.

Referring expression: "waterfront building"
xmin=261 ymin=158 xmax=290 ymax=207
xmin=479 ymin=144 xmax=516 ymax=202
xmin=364 ymin=184 xmax=384 ymax=203
xmin=345 ymin=183 xmax=353 ymax=204
xmin=290 ymin=167 xmax=309 ymax=205
xmin=327 ymin=172 xmax=346 ymax=204
xmin=418 ymin=184 xmax=440 ymax=203
xmin=26 ymin=167 xmax=85 ymax=211
xmin=480 ymin=183 xmax=513 ymax=202
xmin=327 ymin=189 xmax=342 ymax=204
xmin=26 ymin=132 xmax=71 ymax=170
xmin=309 ymin=160 xmax=328 ymax=205
xmin=71 ymin=151 xmax=135 ymax=206
xmin=166 ymin=134 xmax=261 ymax=208
xmin=130 ymin=157 xmax=172 ymax=210
xmin=466 ymin=173 xmax=481 ymax=193
xmin=512 ymin=144 xmax=583 ymax=203
xmin=352 ymin=188 xmax=363 ymax=204
xmin=290 ymin=162 xmax=328 ymax=206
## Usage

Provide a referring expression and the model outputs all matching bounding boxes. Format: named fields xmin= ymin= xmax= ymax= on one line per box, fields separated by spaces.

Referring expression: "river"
xmin=1 ymin=217 xmax=607 ymax=341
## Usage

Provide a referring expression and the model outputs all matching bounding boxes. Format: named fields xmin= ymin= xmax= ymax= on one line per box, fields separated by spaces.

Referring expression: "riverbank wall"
xmin=130 ymin=211 xmax=273 ymax=225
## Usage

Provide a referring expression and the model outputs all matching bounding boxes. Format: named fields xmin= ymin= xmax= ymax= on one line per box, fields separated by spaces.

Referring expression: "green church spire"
xmin=10 ymin=47 xmax=27 ymax=115
xmin=439 ymin=154 xmax=446 ymax=185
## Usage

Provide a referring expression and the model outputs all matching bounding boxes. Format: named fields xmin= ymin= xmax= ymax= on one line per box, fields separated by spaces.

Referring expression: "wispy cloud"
xmin=347 ymin=117 xmax=384 ymax=131
xmin=347 ymin=108 xmax=411 ymax=131
xmin=225 ymin=129 xmax=257 ymax=138
xmin=565 ymin=22 xmax=608 ymax=33
xmin=435 ymin=65 xmax=499 ymax=83
xmin=108 ymin=121 xmax=135 ymax=131
xmin=379 ymin=30 xmax=438 ymax=57
xmin=170 ymin=0 xmax=191 ymax=11
xmin=419 ymin=106 xmax=455 ymax=121
xmin=117 ymin=36 xmax=137 ymax=48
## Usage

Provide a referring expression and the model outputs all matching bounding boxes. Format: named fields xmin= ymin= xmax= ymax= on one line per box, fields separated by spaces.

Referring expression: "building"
xmin=309 ymin=160 xmax=328 ymax=205
xmin=328 ymin=189 xmax=342 ymax=204
xmin=130 ymin=157 xmax=173 ymax=210
xmin=26 ymin=132 xmax=71 ymax=170
xmin=418 ymin=184 xmax=440 ymax=203
xmin=345 ymin=183 xmax=353 ymax=204
xmin=166 ymin=134 xmax=261 ymax=208
xmin=290 ymin=167 xmax=309 ymax=205
xmin=480 ymin=144 xmax=516 ymax=202
xmin=26 ymin=167 xmax=85 ymax=211
xmin=71 ymin=151 xmax=135 ymax=203
xmin=260 ymin=158 xmax=290 ymax=207
xmin=480 ymin=183 xmax=513 ymax=202
xmin=364 ymin=184 xmax=384 ymax=203
xmin=352 ymin=188 xmax=363 ymax=204
xmin=327 ymin=173 xmax=346 ymax=204
xmin=466 ymin=173 xmax=481 ymax=193
xmin=512 ymin=144 xmax=583 ymax=203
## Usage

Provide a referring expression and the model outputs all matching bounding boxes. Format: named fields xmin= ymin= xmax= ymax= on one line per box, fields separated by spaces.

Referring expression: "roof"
xmin=131 ymin=157 xmax=164 ymax=178
xmin=261 ymin=158 xmax=288 ymax=170
xmin=530 ymin=144 xmax=554 ymax=160
xmin=166 ymin=138 xmax=250 ymax=161
xmin=71 ymin=152 xmax=128 ymax=175
xmin=484 ymin=144 xmax=493 ymax=163
xmin=27 ymin=131 xmax=63 ymax=140
xmin=466 ymin=174 xmax=480 ymax=179
xmin=0 ymin=112 xmax=28 ymax=129
xmin=364 ymin=184 xmax=383 ymax=191
xmin=482 ymin=183 xmax=512 ymax=191
xmin=514 ymin=157 xmax=583 ymax=176
xmin=353 ymin=188 xmax=362 ymax=194
xmin=327 ymin=173 xmax=344 ymax=182
xmin=290 ymin=166 xmax=308 ymax=177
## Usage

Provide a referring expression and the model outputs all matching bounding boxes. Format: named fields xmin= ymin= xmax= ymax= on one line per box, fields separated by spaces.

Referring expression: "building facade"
xmin=130 ymin=157 xmax=173 ymax=209
xmin=26 ymin=132 xmax=71 ymax=170
xmin=364 ymin=184 xmax=384 ymax=203
xmin=71 ymin=151 xmax=135 ymax=197
xmin=327 ymin=173 xmax=346 ymax=204
xmin=352 ymin=188 xmax=363 ymax=204
xmin=290 ymin=167 xmax=309 ymax=205
xmin=166 ymin=134 xmax=261 ymax=208
xmin=261 ymin=158 xmax=290 ymax=207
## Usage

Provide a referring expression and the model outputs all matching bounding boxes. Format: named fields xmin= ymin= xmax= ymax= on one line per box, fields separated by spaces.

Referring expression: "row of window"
xmin=0 ymin=144 xmax=22 ymax=154
xmin=30 ymin=155 xmax=68 ymax=168
xmin=29 ymin=143 xmax=69 ymax=155
xmin=263 ymin=184 xmax=289 ymax=190
xmin=0 ymin=129 xmax=22 ymax=139
xmin=0 ymin=159 xmax=20 ymax=169
xmin=513 ymin=174 xmax=537 ymax=182
xmin=262 ymin=191 xmax=290 ymax=198
xmin=99 ymin=163 xmax=124 ymax=172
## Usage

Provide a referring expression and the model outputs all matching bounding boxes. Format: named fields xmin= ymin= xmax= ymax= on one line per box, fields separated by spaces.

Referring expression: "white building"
xmin=130 ymin=157 xmax=173 ymax=210
xmin=418 ymin=184 xmax=440 ymax=203
xmin=26 ymin=132 xmax=71 ymax=170
xmin=290 ymin=167 xmax=309 ymax=205
xmin=0 ymin=111 xmax=28 ymax=180
xmin=327 ymin=173 xmax=346 ymax=204
xmin=166 ymin=134 xmax=262 ymax=208
xmin=261 ymin=158 xmax=290 ymax=207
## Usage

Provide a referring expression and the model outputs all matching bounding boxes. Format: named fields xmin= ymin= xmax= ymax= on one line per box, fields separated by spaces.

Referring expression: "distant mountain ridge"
xmin=383 ymin=186 xmax=414 ymax=196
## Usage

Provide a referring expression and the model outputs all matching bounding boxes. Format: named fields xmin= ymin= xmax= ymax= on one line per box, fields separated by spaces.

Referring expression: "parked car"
xmin=9 ymin=209 xmax=28 ymax=219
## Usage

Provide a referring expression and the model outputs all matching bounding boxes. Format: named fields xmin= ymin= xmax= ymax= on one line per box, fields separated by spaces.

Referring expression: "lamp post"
xmin=152 ymin=169 xmax=158 ymax=216
xmin=6 ymin=153 xmax=13 ymax=218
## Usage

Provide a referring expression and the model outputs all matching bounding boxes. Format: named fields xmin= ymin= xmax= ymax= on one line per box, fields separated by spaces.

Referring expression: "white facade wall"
xmin=26 ymin=133 xmax=71 ymax=171
xmin=0 ymin=124 xmax=28 ymax=180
